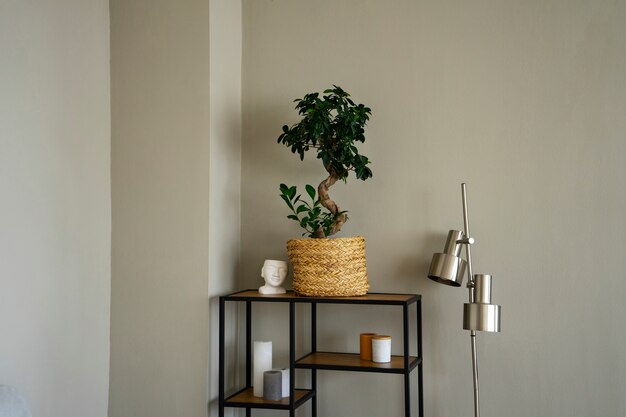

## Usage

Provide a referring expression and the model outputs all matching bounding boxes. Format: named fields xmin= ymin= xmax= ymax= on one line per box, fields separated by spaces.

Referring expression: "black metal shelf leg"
xmin=403 ymin=304 xmax=411 ymax=417
xmin=417 ymin=299 xmax=423 ymax=417
xmin=311 ymin=302 xmax=317 ymax=417
xmin=246 ymin=301 xmax=252 ymax=387
xmin=246 ymin=301 xmax=252 ymax=417
xmin=219 ymin=297 xmax=225 ymax=417
xmin=289 ymin=301 xmax=295 ymax=417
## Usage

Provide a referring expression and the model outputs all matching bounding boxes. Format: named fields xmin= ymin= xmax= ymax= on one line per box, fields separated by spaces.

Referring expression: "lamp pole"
xmin=428 ymin=183 xmax=501 ymax=417
xmin=461 ymin=183 xmax=480 ymax=417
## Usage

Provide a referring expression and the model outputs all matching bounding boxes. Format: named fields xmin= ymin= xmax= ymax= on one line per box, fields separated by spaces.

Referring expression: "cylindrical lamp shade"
xmin=253 ymin=341 xmax=272 ymax=397
xmin=474 ymin=274 xmax=492 ymax=304
xmin=428 ymin=253 xmax=467 ymax=287
xmin=442 ymin=230 xmax=465 ymax=257
xmin=463 ymin=303 xmax=501 ymax=332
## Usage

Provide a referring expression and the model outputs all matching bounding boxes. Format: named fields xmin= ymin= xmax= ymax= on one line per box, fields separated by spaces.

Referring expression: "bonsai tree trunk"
xmin=314 ymin=165 xmax=348 ymax=238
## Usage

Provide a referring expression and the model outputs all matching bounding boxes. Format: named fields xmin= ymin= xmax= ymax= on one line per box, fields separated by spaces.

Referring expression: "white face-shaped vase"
xmin=259 ymin=260 xmax=288 ymax=294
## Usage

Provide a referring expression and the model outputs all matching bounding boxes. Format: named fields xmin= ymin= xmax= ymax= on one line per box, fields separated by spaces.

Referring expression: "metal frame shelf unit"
xmin=218 ymin=290 xmax=423 ymax=417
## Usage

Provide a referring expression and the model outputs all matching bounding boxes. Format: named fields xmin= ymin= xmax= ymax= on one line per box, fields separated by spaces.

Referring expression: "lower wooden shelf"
xmin=295 ymin=352 xmax=421 ymax=374
xmin=224 ymin=387 xmax=314 ymax=410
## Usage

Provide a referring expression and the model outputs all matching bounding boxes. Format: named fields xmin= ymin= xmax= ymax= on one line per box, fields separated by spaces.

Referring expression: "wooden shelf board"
xmin=224 ymin=388 xmax=312 ymax=409
xmin=295 ymin=352 xmax=419 ymax=373
xmin=224 ymin=290 xmax=420 ymax=304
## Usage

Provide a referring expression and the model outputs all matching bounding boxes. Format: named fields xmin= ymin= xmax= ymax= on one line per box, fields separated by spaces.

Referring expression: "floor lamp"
xmin=427 ymin=183 xmax=501 ymax=417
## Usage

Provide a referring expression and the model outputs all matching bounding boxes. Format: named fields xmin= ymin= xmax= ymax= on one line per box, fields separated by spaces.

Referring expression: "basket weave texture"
xmin=287 ymin=236 xmax=369 ymax=296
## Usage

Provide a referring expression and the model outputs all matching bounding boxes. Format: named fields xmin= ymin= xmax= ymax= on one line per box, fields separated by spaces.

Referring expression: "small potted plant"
xmin=278 ymin=86 xmax=373 ymax=296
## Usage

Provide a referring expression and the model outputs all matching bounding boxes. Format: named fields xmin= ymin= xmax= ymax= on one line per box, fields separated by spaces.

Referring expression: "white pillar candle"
xmin=253 ymin=341 xmax=272 ymax=397
xmin=372 ymin=335 xmax=392 ymax=363
xmin=280 ymin=368 xmax=290 ymax=398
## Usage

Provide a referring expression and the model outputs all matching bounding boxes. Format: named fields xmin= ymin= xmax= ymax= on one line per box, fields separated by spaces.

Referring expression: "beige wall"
xmin=109 ymin=1 xmax=210 ymax=416
xmin=241 ymin=1 xmax=626 ymax=417
xmin=0 ymin=1 xmax=111 ymax=416
xmin=208 ymin=0 xmax=242 ymax=415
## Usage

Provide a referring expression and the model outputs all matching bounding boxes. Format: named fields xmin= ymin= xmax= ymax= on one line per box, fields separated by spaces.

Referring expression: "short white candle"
xmin=372 ymin=335 xmax=391 ymax=363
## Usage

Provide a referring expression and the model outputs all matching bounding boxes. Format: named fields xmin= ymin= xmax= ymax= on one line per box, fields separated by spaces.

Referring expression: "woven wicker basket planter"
xmin=287 ymin=236 xmax=369 ymax=296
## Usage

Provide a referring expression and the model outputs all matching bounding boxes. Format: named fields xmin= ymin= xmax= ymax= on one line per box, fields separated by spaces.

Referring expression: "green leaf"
xmin=296 ymin=205 xmax=308 ymax=214
xmin=280 ymin=194 xmax=294 ymax=210
xmin=287 ymin=186 xmax=297 ymax=199
xmin=305 ymin=184 xmax=316 ymax=200
xmin=287 ymin=214 xmax=299 ymax=220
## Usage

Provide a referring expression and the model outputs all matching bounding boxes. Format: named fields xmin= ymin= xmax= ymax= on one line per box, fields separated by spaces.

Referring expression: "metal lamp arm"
xmin=461 ymin=183 xmax=477 ymax=294
xmin=455 ymin=237 xmax=476 ymax=289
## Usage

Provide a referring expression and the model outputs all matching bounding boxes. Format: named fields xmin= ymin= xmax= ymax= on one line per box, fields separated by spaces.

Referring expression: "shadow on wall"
xmin=394 ymin=231 xmax=447 ymax=282
xmin=245 ymin=99 xmax=322 ymax=184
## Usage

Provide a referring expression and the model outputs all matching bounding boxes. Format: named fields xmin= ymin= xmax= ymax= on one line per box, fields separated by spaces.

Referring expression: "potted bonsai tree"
xmin=277 ymin=85 xmax=373 ymax=296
